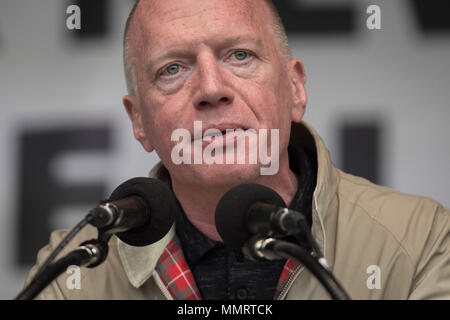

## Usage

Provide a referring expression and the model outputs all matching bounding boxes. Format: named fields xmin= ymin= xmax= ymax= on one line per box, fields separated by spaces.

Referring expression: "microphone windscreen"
xmin=215 ymin=183 xmax=286 ymax=252
xmin=108 ymin=177 xmax=175 ymax=246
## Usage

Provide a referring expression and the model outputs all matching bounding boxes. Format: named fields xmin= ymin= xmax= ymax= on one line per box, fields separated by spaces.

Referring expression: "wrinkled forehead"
xmin=129 ymin=0 xmax=274 ymax=59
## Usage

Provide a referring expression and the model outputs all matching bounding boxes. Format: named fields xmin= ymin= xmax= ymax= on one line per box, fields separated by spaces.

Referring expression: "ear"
xmin=287 ymin=59 xmax=308 ymax=123
xmin=123 ymin=95 xmax=155 ymax=152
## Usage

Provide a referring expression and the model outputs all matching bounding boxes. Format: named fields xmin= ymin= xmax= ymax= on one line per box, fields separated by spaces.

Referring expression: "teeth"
xmin=203 ymin=128 xmax=246 ymax=137
xmin=204 ymin=131 xmax=222 ymax=138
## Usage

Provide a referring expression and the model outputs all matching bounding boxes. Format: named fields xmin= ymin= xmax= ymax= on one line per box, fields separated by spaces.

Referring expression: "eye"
xmin=232 ymin=50 xmax=250 ymax=61
xmin=162 ymin=64 xmax=181 ymax=76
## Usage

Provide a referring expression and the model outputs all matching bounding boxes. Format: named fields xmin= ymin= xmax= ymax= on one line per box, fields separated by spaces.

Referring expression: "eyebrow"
xmin=215 ymin=35 xmax=264 ymax=52
xmin=145 ymin=35 xmax=264 ymax=75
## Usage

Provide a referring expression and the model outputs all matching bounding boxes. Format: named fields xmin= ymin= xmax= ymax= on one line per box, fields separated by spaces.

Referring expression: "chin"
xmin=189 ymin=163 xmax=263 ymax=187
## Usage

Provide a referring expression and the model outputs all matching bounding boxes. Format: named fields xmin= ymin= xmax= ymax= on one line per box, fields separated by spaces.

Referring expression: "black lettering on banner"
xmin=69 ymin=0 xmax=109 ymax=39
xmin=271 ymin=0 xmax=355 ymax=34
xmin=16 ymin=125 xmax=111 ymax=265
xmin=340 ymin=121 xmax=381 ymax=185
xmin=411 ymin=0 xmax=450 ymax=33
xmin=64 ymin=0 xmax=450 ymax=41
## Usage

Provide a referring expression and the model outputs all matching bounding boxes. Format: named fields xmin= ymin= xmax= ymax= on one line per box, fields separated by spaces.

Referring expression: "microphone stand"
xmin=15 ymin=203 xmax=140 ymax=300
xmin=16 ymin=236 xmax=110 ymax=300
xmin=245 ymin=236 xmax=350 ymax=300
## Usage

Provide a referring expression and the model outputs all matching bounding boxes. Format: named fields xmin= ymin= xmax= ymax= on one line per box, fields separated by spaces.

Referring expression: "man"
xmin=25 ymin=0 xmax=449 ymax=299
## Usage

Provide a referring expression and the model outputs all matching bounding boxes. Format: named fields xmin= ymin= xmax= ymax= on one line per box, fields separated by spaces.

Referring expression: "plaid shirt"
xmin=154 ymin=236 xmax=301 ymax=300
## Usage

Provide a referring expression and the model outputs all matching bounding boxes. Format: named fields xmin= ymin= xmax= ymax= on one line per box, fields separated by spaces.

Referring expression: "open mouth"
xmin=203 ymin=128 xmax=246 ymax=138
xmin=190 ymin=122 xmax=251 ymax=143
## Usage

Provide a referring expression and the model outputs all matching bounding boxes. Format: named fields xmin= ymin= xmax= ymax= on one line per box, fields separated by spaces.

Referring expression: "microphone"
xmin=215 ymin=183 xmax=309 ymax=254
xmin=16 ymin=177 xmax=177 ymax=300
xmin=214 ymin=183 xmax=350 ymax=300
xmin=88 ymin=177 xmax=176 ymax=246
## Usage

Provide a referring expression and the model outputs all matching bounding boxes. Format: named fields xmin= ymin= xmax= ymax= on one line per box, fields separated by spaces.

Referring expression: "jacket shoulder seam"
xmin=337 ymin=182 xmax=416 ymax=268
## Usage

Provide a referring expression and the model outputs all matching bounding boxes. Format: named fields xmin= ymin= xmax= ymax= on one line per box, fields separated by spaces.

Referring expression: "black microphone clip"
xmin=247 ymin=203 xmax=309 ymax=237
xmin=243 ymin=235 xmax=280 ymax=261
xmin=88 ymin=196 xmax=147 ymax=235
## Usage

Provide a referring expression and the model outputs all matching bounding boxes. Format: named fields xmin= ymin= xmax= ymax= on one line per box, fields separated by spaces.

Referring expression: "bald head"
xmin=123 ymin=0 xmax=292 ymax=96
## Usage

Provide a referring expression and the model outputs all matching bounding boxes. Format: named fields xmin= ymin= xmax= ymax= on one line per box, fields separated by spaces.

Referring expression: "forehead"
xmin=131 ymin=0 xmax=274 ymax=56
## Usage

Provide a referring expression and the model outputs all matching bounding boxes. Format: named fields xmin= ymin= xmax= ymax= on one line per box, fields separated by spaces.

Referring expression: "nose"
xmin=192 ymin=52 xmax=234 ymax=109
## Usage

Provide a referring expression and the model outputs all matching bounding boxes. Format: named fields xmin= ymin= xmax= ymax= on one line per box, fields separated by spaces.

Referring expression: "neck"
xmin=170 ymin=153 xmax=298 ymax=241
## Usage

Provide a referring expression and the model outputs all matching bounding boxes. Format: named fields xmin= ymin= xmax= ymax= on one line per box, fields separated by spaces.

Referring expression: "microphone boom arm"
xmin=15 ymin=239 xmax=108 ymax=300
xmin=246 ymin=236 xmax=351 ymax=300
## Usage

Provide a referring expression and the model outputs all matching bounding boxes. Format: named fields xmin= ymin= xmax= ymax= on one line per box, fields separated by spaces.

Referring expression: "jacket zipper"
xmin=152 ymin=270 xmax=174 ymax=300
xmin=277 ymin=265 xmax=305 ymax=300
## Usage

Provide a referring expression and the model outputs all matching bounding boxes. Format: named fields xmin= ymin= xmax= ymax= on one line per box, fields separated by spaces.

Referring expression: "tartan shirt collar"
xmin=117 ymin=224 xmax=301 ymax=299
xmin=154 ymin=236 xmax=203 ymax=300
xmin=153 ymin=236 xmax=301 ymax=300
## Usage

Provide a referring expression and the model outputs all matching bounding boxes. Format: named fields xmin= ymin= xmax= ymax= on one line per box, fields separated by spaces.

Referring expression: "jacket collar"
xmin=117 ymin=121 xmax=339 ymax=288
xmin=289 ymin=122 xmax=340 ymax=263
xmin=117 ymin=225 xmax=175 ymax=288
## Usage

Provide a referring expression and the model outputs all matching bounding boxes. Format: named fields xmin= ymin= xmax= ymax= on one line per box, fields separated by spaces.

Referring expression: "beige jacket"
xmin=25 ymin=122 xmax=450 ymax=300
